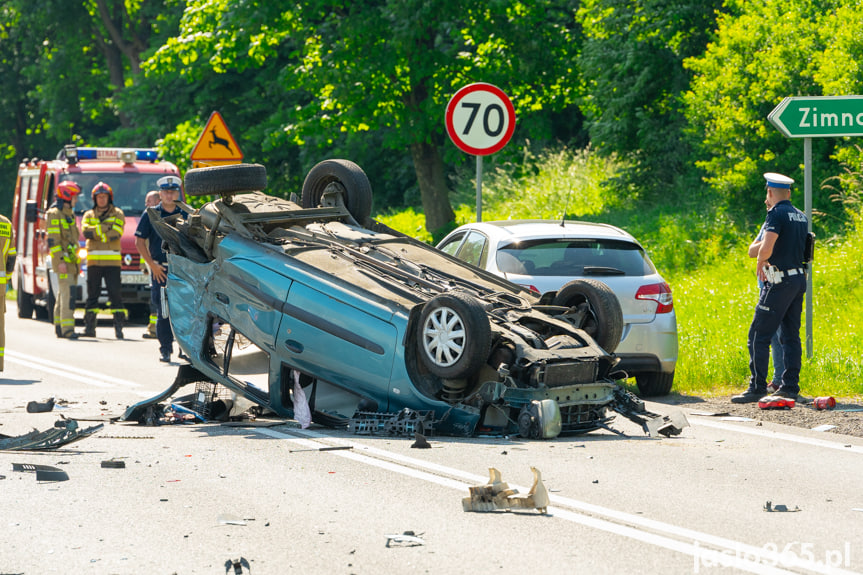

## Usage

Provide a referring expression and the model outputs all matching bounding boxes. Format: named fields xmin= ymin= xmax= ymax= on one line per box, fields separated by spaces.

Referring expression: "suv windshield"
xmin=497 ymin=238 xmax=656 ymax=276
xmin=61 ymin=173 xmax=167 ymax=216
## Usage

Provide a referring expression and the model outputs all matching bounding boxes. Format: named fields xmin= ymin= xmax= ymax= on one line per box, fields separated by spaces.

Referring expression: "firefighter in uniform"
xmin=1 ymin=212 xmax=17 ymax=370
xmin=732 ymin=173 xmax=808 ymax=403
xmin=46 ymin=181 xmax=82 ymax=339
xmin=82 ymin=181 xmax=126 ymax=339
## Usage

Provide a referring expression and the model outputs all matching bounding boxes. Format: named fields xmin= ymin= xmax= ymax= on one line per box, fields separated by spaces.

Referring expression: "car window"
xmin=438 ymin=232 xmax=466 ymax=256
xmin=457 ymin=231 xmax=489 ymax=268
xmin=497 ymin=238 xmax=656 ymax=276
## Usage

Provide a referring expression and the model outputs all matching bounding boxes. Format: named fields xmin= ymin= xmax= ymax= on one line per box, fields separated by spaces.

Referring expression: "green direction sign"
xmin=769 ymin=96 xmax=863 ymax=138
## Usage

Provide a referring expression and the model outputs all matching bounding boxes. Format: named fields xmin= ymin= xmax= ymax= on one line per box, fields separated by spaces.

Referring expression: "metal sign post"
xmin=768 ymin=95 xmax=863 ymax=358
xmin=445 ymin=83 xmax=516 ymax=222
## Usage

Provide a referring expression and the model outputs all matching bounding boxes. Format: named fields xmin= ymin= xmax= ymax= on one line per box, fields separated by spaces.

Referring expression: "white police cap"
xmin=158 ymin=175 xmax=182 ymax=189
xmin=763 ymin=172 xmax=794 ymax=189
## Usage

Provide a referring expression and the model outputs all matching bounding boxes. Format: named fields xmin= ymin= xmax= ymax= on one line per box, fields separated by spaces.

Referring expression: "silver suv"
xmin=437 ymin=220 xmax=678 ymax=396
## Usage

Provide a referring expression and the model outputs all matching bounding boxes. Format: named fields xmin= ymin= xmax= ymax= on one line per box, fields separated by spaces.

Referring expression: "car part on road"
xmin=12 ymin=462 xmax=70 ymax=482
xmin=763 ymin=501 xmax=801 ymax=512
xmin=0 ymin=420 xmax=103 ymax=451
xmin=385 ymin=531 xmax=426 ymax=547
xmin=462 ymin=467 xmax=549 ymax=514
xmin=25 ymin=397 xmax=55 ymax=413
xmin=123 ymin=161 xmax=687 ymax=440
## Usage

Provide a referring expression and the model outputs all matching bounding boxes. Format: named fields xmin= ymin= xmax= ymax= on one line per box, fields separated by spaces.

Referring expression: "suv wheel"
xmin=418 ymin=291 xmax=491 ymax=380
xmin=552 ymin=279 xmax=623 ymax=353
xmin=636 ymin=370 xmax=674 ymax=397
xmin=301 ymin=159 xmax=372 ymax=225
xmin=184 ymin=163 xmax=268 ymax=197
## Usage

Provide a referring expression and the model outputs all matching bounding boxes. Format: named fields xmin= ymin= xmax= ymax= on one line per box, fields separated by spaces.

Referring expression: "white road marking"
xmin=689 ymin=417 xmax=863 ymax=454
xmin=256 ymin=427 xmax=859 ymax=575
xmin=5 ymin=350 xmax=145 ymax=392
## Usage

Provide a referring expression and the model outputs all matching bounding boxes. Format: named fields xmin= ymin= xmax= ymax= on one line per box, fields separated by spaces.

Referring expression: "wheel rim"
xmin=422 ymin=305 xmax=466 ymax=367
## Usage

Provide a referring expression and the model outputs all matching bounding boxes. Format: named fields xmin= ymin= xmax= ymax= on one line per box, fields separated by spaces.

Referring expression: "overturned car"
xmin=122 ymin=161 xmax=685 ymax=439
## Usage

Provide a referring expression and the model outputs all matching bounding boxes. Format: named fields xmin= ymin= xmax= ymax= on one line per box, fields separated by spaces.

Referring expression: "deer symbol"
xmin=208 ymin=127 xmax=233 ymax=155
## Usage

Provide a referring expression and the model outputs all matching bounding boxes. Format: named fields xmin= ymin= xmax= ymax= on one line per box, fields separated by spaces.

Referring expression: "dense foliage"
xmin=3 ymin=0 xmax=863 ymax=245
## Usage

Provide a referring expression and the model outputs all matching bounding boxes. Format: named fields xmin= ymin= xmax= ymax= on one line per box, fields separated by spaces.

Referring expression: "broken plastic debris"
xmin=101 ymin=459 xmax=126 ymax=469
xmin=0 ymin=419 xmax=103 ymax=451
xmin=218 ymin=513 xmax=247 ymax=526
xmin=385 ymin=531 xmax=425 ymax=547
xmin=12 ymin=463 xmax=69 ymax=482
xmin=410 ymin=432 xmax=431 ymax=449
xmin=764 ymin=501 xmax=801 ymax=512
xmin=224 ymin=557 xmax=251 ymax=573
xmin=810 ymin=424 xmax=837 ymax=432
xmin=26 ymin=398 xmax=55 ymax=413
xmin=462 ymin=467 xmax=549 ymax=514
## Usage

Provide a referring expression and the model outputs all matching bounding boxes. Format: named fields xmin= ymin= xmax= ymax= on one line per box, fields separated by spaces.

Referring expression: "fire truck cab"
xmin=11 ymin=145 xmax=181 ymax=323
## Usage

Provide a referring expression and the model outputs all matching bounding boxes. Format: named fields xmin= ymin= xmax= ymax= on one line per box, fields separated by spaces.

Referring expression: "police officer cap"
xmin=158 ymin=175 xmax=182 ymax=190
xmin=763 ymin=172 xmax=794 ymax=189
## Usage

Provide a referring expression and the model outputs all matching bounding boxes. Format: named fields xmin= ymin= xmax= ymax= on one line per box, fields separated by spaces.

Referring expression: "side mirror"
xmin=25 ymin=200 xmax=38 ymax=223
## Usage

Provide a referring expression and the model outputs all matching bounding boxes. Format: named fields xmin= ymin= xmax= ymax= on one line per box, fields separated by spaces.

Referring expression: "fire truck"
xmin=11 ymin=145 xmax=181 ymax=323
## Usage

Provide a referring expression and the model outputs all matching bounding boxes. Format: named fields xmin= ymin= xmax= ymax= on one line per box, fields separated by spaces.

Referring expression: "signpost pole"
xmin=804 ymin=137 xmax=813 ymax=359
xmin=476 ymin=155 xmax=483 ymax=222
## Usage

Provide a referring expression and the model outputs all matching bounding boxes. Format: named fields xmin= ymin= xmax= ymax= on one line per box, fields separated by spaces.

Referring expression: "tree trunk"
xmin=410 ymin=140 xmax=454 ymax=238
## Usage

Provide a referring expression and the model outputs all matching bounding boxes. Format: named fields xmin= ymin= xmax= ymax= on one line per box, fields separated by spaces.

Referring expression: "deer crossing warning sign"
xmin=190 ymin=111 xmax=243 ymax=168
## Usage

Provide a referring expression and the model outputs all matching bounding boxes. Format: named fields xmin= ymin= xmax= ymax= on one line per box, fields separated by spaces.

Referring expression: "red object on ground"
xmin=813 ymin=396 xmax=836 ymax=410
xmin=758 ymin=396 xmax=795 ymax=410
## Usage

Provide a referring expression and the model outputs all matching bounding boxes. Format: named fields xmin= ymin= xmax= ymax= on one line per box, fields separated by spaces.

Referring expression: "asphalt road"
xmin=2 ymin=303 xmax=862 ymax=575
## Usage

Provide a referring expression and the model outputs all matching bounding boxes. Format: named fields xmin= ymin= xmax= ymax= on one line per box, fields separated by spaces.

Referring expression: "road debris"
xmin=26 ymin=397 xmax=55 ymax=413
xmin=758 ymin=396 xmax=795 ymax=410
xmin=0 ymin=419 xmax=103 ymax=451
xmin=101 ymin=459 xmax=126 ymax=468
xmin=764 ymin=501 xmax=801 ymax=512
xmin=811 ymin=424 xmax=837 ymax=432
xmin=224 ymin=557 xmax=251 ymax=573
xmin=385 ymin=531 xmax=425 ymax=547
xmin=288 ymin=445 xmax=352 ymax=453
xmin=12 ymin=463 xmax=69 ymax=482
xmin=218 ymin=513 xmax=248 ymax=526
xmin=463 ymin=467 xmax=549 ymax=514
xmin=411 ymin=432 xmax=431 ymax=449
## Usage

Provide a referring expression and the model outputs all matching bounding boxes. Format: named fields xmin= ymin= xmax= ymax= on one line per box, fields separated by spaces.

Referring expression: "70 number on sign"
xmin=445 ymin=83 xmax=516 ymax=156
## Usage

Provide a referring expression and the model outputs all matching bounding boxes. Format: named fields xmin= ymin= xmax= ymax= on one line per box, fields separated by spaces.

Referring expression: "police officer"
xmin=0 ymin=212 xmax=17 ymax=370
xmin=46 ymin=181 xmax=83 ymax=339
xmin=732 ymin=172 xmax=808 ymax=403
xmin=135 ymin=175 xmax=187 ymax=363
xmin=82 ymin=181 xmax=126 ymax=339
xmin=142 ymin=190 xmax=161 ymax=340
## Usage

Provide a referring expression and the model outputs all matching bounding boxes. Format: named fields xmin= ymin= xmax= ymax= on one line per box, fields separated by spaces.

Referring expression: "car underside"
xmin=121 ymin=161 xmax=687 ymax=439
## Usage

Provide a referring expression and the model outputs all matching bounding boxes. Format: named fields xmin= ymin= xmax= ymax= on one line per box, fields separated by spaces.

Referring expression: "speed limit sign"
xmin=445 ymin=83 xmax=516 ymax=156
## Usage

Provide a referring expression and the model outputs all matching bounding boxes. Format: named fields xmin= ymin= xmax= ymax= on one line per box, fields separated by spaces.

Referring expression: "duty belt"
xmin=776 ymin=267 xmax=805 ymax=279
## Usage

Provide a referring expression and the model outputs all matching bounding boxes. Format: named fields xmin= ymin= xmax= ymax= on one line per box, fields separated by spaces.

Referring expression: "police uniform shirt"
xmin=134 ymin=204 xmax=187 ymax=265
xmin=763 ymin=199 xmax=807 ymax=271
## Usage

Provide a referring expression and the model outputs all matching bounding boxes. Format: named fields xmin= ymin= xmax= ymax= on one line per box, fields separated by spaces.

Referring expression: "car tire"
xmin=552 ymin=279 xmax=623 ymax=353
xmin=301 ymin=159 xmax=372 ymax=225
xmin=418 ymin=291 xmax=491 ymax=380
xmin=17 ymin=276 xmax=34 ymax=319
xmin=184 ymin=163 xmax=268 ymax=197
xmin=636 ymin=370 xmax=674 ymax=397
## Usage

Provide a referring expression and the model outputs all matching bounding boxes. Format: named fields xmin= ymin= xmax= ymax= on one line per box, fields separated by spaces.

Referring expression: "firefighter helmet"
xmin=56 ymin=181 xmax=82 ymax=202
xmin=91 ymin=181 xmax=113 ymax=203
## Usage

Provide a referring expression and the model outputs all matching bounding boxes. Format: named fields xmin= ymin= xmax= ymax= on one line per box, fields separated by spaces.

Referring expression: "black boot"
xmin=84 ymin=311 xmax=97 ymax=337
xmin=55 ymin=324 xmax=62 ymax=338
xmin=113 ymin=311 xmax=125 ymax=340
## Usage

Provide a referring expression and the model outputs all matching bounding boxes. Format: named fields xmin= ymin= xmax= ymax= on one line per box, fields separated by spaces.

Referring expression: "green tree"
xmin=682 ymin=0 xmax=854 ymax=223
xmin=576 ymin=0 xmax=724 ymax=202
xmin=143 ymin=0 xmax=583 ymax=235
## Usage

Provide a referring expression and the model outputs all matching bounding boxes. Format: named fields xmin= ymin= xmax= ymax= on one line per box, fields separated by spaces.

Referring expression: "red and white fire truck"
xmin=11 ymin=145 xmax=181 ymax=323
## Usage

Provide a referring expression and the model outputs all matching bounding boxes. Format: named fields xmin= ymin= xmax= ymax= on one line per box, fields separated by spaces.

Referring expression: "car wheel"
xmin=552 ymin=279 xmax=623 ymax=353
xmin=418 ymin=291 xmax=491 ymax=380
xmin=636 ymin=370 xmax=674 ymax=397
xmin=184 ymin=163 xmax=268 ymax=197
xmin=301 ymin=159 xmax=372 ymax=225
xmin=17 ymin=276 xmax=34 ymax=319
